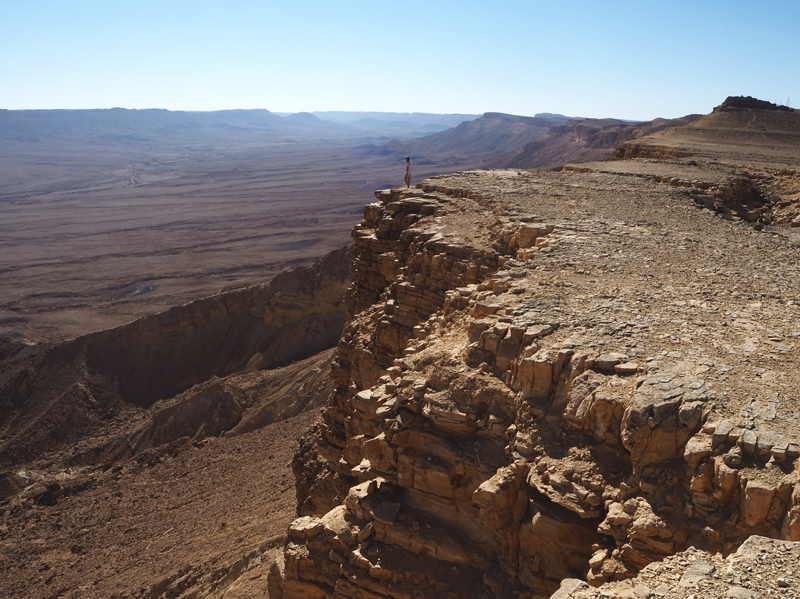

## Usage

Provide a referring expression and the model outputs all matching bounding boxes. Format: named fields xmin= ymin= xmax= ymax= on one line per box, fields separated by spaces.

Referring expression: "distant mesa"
xmin=533 ymin=112 xmax=570 ymax=121
xmin=718 ymin=95 xmax=794 ymax=112
xmin=609 ymin=95 xmax=800 ymax=164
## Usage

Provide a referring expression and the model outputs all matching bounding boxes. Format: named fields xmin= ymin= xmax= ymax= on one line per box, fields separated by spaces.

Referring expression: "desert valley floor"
xmin=0 ymin=143 xmax=418 ymax=342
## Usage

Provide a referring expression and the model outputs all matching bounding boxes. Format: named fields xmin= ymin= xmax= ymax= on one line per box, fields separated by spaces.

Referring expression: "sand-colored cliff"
xmin=271 ymin=99 xmax=800 ymax=599
xmin=4 ymin=98 xmax=800 ymax=599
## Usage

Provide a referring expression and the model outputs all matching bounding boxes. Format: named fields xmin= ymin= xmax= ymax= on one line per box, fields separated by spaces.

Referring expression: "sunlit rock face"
xmin=272 ymin=99 xmax=800 ymax=599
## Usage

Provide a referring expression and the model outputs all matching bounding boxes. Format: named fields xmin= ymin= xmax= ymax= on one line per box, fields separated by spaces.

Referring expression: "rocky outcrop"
xmin=271 ymin=171 xmax=800 ymax=598
xmin=566 ymin=159 xmax=800 ymax=225
xmin=602 ymin=97 xmax=800 ymax=226
xmin=560 ymin=535 xmax=800 ymax=599
xmin=719 ymin=96 xmax=794 ymax=112
xmin=606 ymin=143 xmax=695 ymax=161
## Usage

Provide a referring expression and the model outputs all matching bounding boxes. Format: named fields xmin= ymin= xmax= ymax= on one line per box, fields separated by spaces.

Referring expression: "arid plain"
xmin=0 ymin=107 xmax=692 ymax=343
xmin=0 ymin=139 xmax=453 ymax=342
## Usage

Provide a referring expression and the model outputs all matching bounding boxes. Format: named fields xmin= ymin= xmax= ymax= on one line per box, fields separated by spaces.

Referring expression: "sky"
xmin=2 ymin=0 xmax=799 ymax=121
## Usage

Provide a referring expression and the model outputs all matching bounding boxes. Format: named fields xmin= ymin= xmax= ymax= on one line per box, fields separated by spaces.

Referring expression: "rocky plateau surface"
xmin=270 ymin=99 xmax=800 ymax=599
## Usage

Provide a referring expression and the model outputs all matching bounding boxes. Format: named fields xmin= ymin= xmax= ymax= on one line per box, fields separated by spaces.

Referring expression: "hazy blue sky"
xmin=2 ymin=0 xmax=798 ymax=120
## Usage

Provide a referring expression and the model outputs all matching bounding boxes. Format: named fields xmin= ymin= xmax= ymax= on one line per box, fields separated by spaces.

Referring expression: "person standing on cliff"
xmin=404 ymin=156 xmax=412 ymax=187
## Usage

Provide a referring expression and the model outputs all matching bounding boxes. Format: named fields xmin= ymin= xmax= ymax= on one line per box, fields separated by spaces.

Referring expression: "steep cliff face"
xmin=271 ymin=168 xmax=800 ymax=598
xmin=0 ymin=245 xmax=351 ymax=469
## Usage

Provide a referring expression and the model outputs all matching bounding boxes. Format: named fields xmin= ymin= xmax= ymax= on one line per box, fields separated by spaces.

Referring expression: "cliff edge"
xmin=271 ymin=123 xmax=800 ymax=598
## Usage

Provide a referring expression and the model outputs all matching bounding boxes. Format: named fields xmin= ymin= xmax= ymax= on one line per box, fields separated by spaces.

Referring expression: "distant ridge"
xmin=533 ymin=112 xmax=570 ymax=120
xmin=492 ymin=113 xmax=702 ymax=169
xmin=0 ymin=108 xmax=286 ymax=145
xmin=311 ymin=110 xmax=479 ymax=126
xmin=378 ymin=111 xmax=702 ymax=169
xmin=377 ymin=112 xmax=567 ymax=165
xmin=0 ymin=108 xmax=476 ymax=146
xmin=311 ymin=111 xmax=480 ymax=136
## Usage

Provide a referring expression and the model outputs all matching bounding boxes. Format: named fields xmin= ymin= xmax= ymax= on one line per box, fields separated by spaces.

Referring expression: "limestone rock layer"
xmin=271 ymin=165 xmax=800 ymax=599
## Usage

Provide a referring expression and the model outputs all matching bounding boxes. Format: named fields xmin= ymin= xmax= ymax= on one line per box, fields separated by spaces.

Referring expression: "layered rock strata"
xmin=272 ymin=167 xmax=800 ymax=599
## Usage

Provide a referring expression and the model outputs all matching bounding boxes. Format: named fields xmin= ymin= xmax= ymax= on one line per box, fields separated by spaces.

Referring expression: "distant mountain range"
xmin=378 ymin=112 xmax=702 ymax=169
xmin=0 ymin=108 xmax=480 ymax=147
xmin=0 ymin=107 xmax=707 ymax=170
xmin=0 ymin=108 xmax=287 ymax=144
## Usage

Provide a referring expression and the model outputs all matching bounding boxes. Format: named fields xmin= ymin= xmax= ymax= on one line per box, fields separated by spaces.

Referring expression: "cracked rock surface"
xmin=273 ymin=100 xmax=800 ymax=599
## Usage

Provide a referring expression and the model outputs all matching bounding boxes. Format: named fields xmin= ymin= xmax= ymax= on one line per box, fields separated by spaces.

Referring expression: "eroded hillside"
xmin=0 ymin=245 xmax=350 ymax=471
xmin=0 ymin=246 xmax=353 ymax=599
xmin=379 ymin=112 xmax=702 ymax=171
xmin=271 ymin=100 xmax=800 ymax=599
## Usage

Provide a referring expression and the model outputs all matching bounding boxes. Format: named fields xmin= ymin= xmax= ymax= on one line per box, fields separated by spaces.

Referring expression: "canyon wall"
xmin=0 ymin=245 xmax=351 ymax=470
xmin=270 ymin=173 xmax=800 ymax=599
